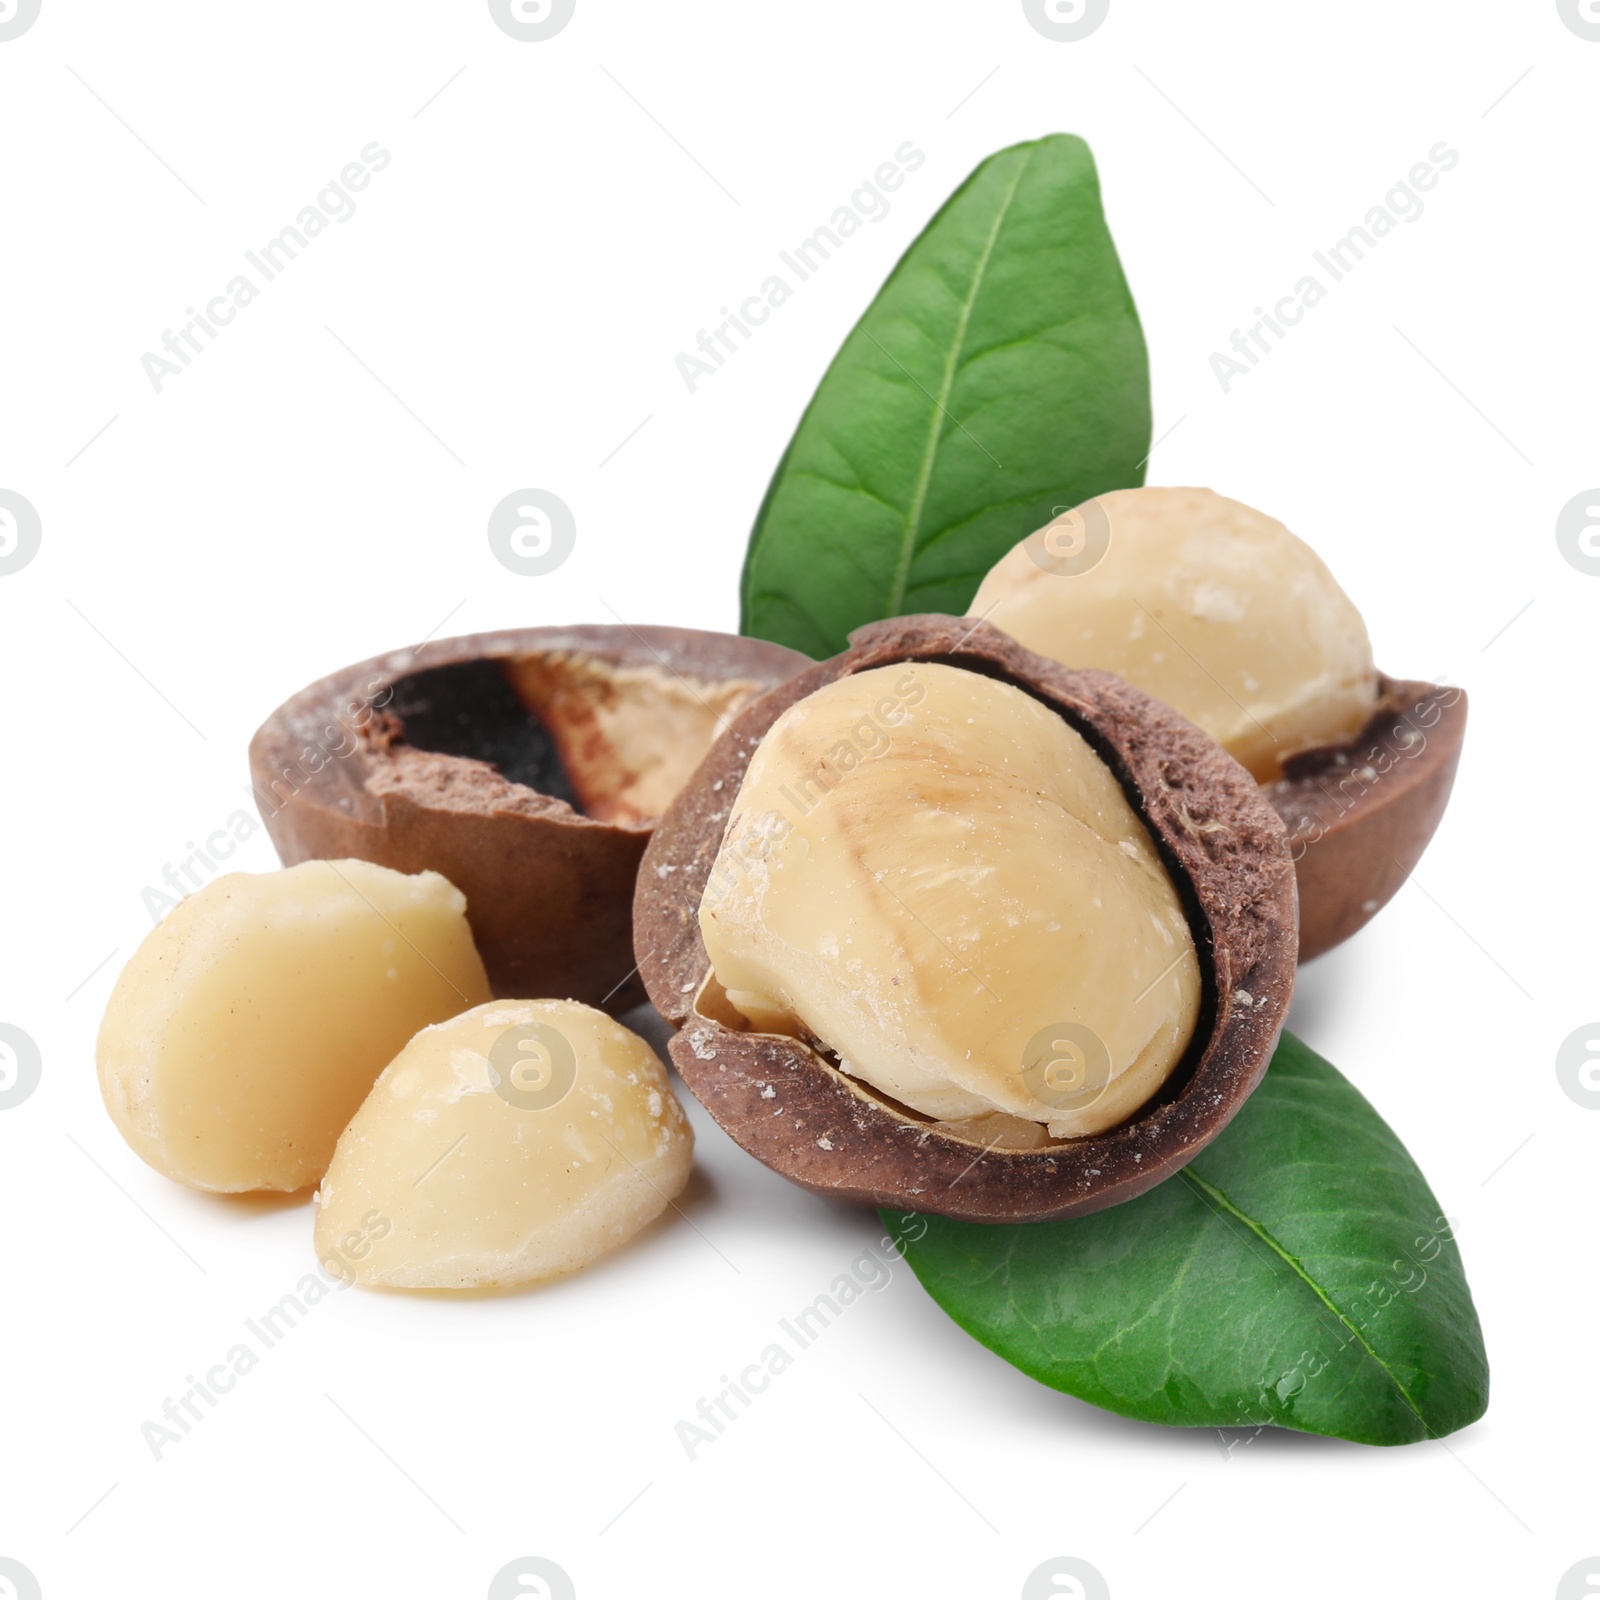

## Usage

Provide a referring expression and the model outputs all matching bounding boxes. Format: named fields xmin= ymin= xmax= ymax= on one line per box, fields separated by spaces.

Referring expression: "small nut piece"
xmin=699 ymin=663 xmax=1201 ymax=1140
xmin=969 ymin=486 xmax=1376 ymax=782
xmin=313 ymin=1000 xmax=693 ymax=1290
xmin=97 ymin=860 xmax=491 ymax=1193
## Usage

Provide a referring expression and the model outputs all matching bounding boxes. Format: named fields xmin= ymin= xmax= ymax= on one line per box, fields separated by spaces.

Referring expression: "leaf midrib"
xmin=882 ymin=146 xmax=1036 ymax=619
xmin=1180 ymin=1168 xmax=1433 ymax=1436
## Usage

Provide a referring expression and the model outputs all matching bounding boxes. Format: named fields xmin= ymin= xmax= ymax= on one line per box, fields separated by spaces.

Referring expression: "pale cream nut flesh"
xmin=314 ymin=999 xmax=693 ymax=1290
xmin=96 ymin=860 xmax=491 ymax=1193
xmin=969 ymin=486 xmax=1378 ymax=781
xmin=698 ymin=663 xmax=1201 ymax=1141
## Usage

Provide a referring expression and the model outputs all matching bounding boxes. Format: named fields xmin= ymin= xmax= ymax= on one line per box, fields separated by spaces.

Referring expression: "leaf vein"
xmin=1179 ymin=1169 xmax=1434 ymax=1435
xmin=884 ymin=147 xmax=1036 ymax=617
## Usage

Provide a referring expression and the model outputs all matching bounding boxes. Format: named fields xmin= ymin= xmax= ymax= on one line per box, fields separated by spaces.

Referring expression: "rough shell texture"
xmin=250 ymin=625 xmax=808 ymax=1011
xmin=635 ymin=615 xmax=1299 ymax=1223
xmin=1266 ymin=677 xmax=1467 ymax=962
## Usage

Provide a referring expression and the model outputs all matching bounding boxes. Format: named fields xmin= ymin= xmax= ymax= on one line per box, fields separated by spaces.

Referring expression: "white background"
xmin=2 ymin=2 xmax=1596 ymax=1597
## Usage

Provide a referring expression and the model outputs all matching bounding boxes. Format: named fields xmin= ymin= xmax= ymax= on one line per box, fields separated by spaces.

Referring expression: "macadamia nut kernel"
xmin=314 ymin=1000 xmax=693 ymax=1290
xmin=96 ymin=860 xmax=491 ymax=1193
xmin=698 ymin=663 xmax=1201 ymax=1140
xmin=969 ymin=486 xmax=1377 ymax=781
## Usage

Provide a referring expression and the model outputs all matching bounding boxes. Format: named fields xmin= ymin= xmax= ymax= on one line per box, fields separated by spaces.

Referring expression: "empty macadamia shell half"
xmin=1264 ymin=677 xmax=1467 ymax=962
xmin=635 ymin=615 xmax=1299 ymax=1224
xmin=250 ymin=626 xmax=808 ymax=1011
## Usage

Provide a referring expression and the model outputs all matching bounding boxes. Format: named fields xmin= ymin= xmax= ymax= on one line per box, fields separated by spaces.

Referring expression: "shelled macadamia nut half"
xmin=635 ymin=615 xmax=1298 ymax=1224
xmin=968 ymin=486 xmax=1466 ymax=961
xmin=315 ymin=999 xmax=693 ymax=1291
xmin=250 ymin=626 xmax=809 ymax=1010
xmin=97 ymin=860 xmax=492 ymax=1193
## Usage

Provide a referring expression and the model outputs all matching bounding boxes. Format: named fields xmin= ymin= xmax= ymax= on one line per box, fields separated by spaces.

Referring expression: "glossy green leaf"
xmin=883 ymin=1033 xmax=1488 ymax=1446
xmin=741 ymin=133 xmax=1150 ymax=659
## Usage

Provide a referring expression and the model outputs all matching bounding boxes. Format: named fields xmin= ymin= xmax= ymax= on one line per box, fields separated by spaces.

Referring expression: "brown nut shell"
xmin=1266 ymin=677 xmax=1467 ymax=963
xmin=635 ymin=615 xmax=1299 ymax=1223
xmin=249 ymin=625 xmax=807 ymax=1011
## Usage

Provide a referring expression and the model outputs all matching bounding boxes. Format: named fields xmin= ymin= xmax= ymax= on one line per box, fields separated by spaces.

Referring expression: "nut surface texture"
xmin=698 ymin=663 xmax=1201 ymax=1140
xmin=969 ymin=486 xmax=1377 ymax=782
xmin=314 ymin=999 xmax=693 ymax=1289
xmin=637 ymin=615 xmax=1298 ymax=1223
xmin=97 ymin=860 xmax=491 ymax=1193
xmin=971 ymin=487 xmax=1468 ymax=958
xmin=249 ymin=625 xmax=808 ymax=1009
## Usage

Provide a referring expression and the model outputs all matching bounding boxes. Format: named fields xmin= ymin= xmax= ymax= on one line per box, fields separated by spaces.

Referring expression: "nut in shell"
xmin=636 ymin=614 xmax=1299 ymax=1223
xmin=970 ymin=486 xmax=1467 ymax=960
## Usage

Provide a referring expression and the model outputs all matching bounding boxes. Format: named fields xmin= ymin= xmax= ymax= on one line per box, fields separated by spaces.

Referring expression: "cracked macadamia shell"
xmin=96 ymin=860 xmax=492 ymax=1193
xmin=1266 ymin=676 xmax=1467 ymax=961
xmin=249 ymin=626 xmax=808 ymax=1010
xmin=314 ymin=999 xmax=693 ymax=1290
xmin=636 ymin=615 xmax=1299 ymax=1224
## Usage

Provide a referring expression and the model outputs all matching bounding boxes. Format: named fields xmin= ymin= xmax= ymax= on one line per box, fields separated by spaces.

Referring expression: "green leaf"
xmin=883 ymin=1033 xmax=1488 ymax=1446
xmin=741 ymin=133 xmax=1151 ymax=660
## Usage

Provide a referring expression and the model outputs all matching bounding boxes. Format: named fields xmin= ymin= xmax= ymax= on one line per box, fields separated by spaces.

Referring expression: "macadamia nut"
xmin=314 ymin=1000 xmax=693 ymax=1289
xmin=698 ymin=663 xmax=1201 ymax=1140
xmin=969 ymin=486 xmax=1377 ymax=780
xmin=97 ymin=860 xmax=491 ymax=1193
